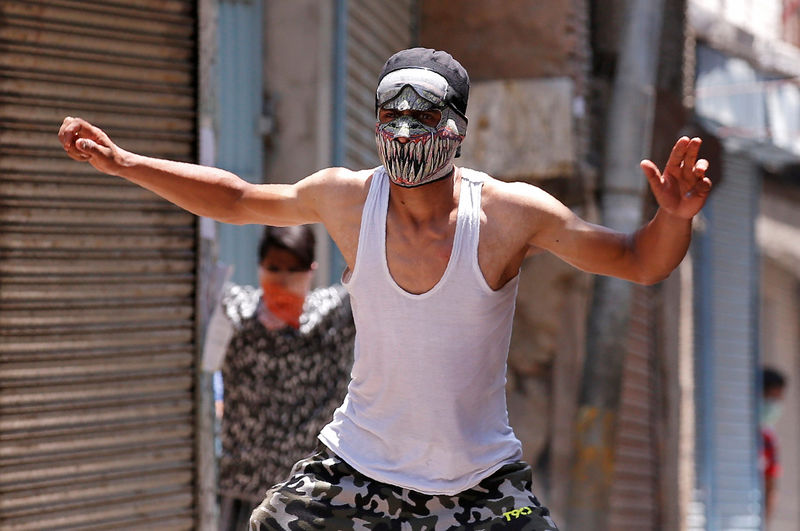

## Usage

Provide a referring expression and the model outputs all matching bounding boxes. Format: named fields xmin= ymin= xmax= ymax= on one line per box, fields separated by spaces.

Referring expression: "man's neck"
xmin=387 ymin=167 xmax=459 ymax=227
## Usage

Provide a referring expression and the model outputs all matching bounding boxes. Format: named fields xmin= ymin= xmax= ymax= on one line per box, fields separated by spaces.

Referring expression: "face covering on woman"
xmin=258 ymin=267 xmax=313 ymax=330
xmin=760 ymin=398 xmax=784 ymax=427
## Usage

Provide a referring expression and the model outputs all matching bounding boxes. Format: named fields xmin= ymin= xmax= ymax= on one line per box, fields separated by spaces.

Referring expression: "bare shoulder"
xmin=476 ymin=172 xmax=581 ymax=262
xmin=331 ymin=166 xmax=374 ymax=196
xmin=296 ymin=166 xmax=376 ymax=235
xmin=311 ymin=166 xmax=373 ymax=184
xmin=460 ymin=170 xmax=573 ymax=283
xmin=480 ymin=173 xmax=567 ymax=223
xmin=299 ymin=167 xmax=376 ymax=268
xmin=300 ymin=166 xmax=371 ymax=198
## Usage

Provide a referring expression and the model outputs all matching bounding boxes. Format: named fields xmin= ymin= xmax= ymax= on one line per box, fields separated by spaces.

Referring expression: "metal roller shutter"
xmin=0 ymin=1 xmax=198 ymax=529
xmin=690 ymin=146 xmax=761 ymax=531
xmin=344 ymin=0 xmax=415 ymax=170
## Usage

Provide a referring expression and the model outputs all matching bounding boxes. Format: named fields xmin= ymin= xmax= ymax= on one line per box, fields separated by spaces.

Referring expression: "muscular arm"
xmin=58 ymin=116 xmax=338 ymax=226
xmin=528 ymin=193 xmax=691 ymax=284
xmin=525 ymin=137 xmax=711 ymax=285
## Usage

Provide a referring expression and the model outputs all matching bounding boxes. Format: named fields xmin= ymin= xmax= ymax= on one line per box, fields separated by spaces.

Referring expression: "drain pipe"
xmin=568 ymin=0 xmax=665 ymax=529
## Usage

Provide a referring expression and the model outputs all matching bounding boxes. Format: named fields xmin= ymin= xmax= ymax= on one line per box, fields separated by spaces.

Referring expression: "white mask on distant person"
xmin=761 ymin=398 xmax=783 ymax=427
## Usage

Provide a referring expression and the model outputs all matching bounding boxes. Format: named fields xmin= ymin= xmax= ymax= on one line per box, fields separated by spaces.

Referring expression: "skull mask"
xmin=375 ymin=68 xmax=468 ymax=187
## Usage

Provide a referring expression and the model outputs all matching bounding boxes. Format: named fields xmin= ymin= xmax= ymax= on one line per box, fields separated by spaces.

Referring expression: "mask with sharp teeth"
xmin=375 ymin=73 xmax=467 ymax=187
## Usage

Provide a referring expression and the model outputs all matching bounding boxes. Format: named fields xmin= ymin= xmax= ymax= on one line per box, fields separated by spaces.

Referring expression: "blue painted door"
xmin=216 ymin=0 xmax=264 ymax=287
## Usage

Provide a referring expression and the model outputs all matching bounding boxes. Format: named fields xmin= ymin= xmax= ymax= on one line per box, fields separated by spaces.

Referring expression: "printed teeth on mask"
xmin=380 ymin=134 xmax=456 ymax=182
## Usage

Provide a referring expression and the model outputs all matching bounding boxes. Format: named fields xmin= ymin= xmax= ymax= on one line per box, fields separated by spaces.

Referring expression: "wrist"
xmin=657 ymin=206 xmax=694 ymax=224
xmin=111 ymin=148 xmax=138 ymax=177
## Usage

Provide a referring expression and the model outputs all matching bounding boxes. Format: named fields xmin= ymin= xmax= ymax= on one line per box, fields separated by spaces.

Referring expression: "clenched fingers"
xmin=58 ymin=116 xmax=110 ymax=161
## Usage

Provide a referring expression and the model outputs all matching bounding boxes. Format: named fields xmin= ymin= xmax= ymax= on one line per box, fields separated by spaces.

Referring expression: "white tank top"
xmin=318 ymin=166 xmax=522 ymax=495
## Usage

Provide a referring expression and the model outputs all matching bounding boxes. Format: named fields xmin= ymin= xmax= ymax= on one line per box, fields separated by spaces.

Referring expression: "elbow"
xmin=216 ymin=207 xmax=248 ymax=226
xmin=214 ymin=182 xmax=251 ymax=224
xmin=633 ymin=270 xmax=670 ymax=286
xmin=216 ymin=214 xmax=247 ymax=226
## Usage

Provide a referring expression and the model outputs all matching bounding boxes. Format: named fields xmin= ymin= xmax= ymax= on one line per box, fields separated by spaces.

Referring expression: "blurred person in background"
xmin=209 ymin=225 xmax=355 ymax=530
xmin=760 ymin=365 xmax=788 ymax=524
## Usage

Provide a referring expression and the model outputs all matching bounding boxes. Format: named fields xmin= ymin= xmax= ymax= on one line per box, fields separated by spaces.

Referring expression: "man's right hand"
xmin=58 ymin=116 xmax=127 ymax=176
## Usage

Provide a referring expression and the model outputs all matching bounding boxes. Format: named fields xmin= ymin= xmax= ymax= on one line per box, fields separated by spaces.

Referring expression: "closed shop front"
xmin=0 ymin=1 xmax=199 ymax=528
xmin=689 ymin=146 xmax=761 ymax=530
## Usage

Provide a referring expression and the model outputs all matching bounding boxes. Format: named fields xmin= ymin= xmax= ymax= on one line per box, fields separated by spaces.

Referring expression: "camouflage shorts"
xmin=249 ymin=445 xmax=558 ymax=530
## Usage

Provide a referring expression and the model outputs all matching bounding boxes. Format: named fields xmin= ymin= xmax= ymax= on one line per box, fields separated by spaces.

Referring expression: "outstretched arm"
xmin=530 ymin=136 xmax=711 ymax=284
xmin=57 ymin=116 xmax=329 ymax=226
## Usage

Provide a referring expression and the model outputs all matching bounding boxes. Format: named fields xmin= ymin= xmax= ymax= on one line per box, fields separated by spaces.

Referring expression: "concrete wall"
xmin=262 ymin=0 xmax=334 ymax=282
xmin=419 ymin=0 xmax=583 ymax=80
xmin=458 ymin=78 xmax=576 ymax=181
xmin=263 ymin=1 xmax=333 ymax=183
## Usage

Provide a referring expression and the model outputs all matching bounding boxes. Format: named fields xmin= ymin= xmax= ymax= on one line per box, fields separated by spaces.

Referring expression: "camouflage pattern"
xmin=250 ymin=446 xmax=558 ymax=530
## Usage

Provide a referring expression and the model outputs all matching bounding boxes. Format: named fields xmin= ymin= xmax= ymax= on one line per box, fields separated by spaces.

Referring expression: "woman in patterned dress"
xmin=214 ymin=225 xmax=355 ymax=530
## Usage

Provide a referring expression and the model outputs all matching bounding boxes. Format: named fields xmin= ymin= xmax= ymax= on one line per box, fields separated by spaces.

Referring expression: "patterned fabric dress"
xmin=218 ymin=284 xmax=355 ymax=503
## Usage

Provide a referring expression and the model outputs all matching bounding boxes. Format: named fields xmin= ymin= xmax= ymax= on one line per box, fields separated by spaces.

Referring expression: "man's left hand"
xmin=640 ymin=136 xmax=712 ymax=220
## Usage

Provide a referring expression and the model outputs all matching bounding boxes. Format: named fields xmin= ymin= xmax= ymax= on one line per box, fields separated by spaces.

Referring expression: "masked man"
xmin=59 ymin=48 xmax=711 ymax=530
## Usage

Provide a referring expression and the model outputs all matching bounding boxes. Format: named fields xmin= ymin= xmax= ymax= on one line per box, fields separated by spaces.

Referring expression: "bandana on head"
xmin=375 ymin=69 xmax=468 ymax=187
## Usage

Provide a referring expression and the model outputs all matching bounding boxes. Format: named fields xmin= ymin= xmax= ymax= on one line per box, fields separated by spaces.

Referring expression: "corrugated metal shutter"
xmin=689 ymin=146 xmax=761 ymax=531
xmin=609 ymin=285 xmax=660 ymax=530
xmin=344 ymin=0 xmax=415 ymax=170
xmin=0 ymin=1 xmax=198 ymax=529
